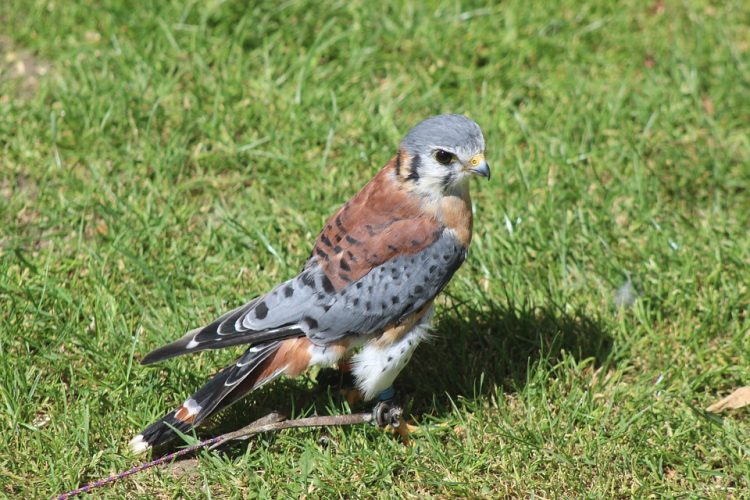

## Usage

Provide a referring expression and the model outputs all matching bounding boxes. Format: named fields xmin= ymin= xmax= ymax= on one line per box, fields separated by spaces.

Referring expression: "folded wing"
xmin=141 ymin=163 xmax=467 ymax=364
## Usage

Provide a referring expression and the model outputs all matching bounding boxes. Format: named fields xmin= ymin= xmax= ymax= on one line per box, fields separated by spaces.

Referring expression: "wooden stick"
xmin=57 ymin=410 xmax=390 ymax=498
xmin=208 ymin=411 xmax=374 ymax=450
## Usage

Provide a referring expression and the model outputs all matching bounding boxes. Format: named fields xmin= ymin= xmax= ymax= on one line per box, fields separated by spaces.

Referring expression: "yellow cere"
xmin=469 ymin=154 xmax=485 ymax=166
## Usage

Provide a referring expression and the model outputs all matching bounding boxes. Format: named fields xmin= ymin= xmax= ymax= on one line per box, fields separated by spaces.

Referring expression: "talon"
xmin=403 ymin=421 xmax=419 ymax=434
xmin=371 ymin=400 xmax=414 ymax=445
xmin=393 ymin=417 xmax=414 ymax=446
xmin=380 ymin=412 xmax=414 ymax=446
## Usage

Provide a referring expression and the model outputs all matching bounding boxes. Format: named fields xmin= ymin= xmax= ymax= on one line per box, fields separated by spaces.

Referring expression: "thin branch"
xmin=208 ymin=411 xmax=374 ymax=450
xmin=57 ymin=409 xmax=397 ymax=498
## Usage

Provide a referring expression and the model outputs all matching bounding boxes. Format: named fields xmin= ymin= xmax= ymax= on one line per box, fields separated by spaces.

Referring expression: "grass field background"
xmin=2 ymin=0 xmax=749 ymax=496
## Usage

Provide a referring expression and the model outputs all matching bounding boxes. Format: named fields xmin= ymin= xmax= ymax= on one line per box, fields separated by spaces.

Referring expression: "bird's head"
xmin=398 ymin=114 xmax=489 ymax=198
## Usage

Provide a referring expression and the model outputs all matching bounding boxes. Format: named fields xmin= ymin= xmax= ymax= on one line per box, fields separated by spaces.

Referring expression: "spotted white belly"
xmin=351 ymin=307 xmax=433 ymax=400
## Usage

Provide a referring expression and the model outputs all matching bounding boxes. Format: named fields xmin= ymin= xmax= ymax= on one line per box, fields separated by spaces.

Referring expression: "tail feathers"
xmin=129 ymin=406 xmax=196 ymax=454
xmin=130 ymin=341 xmax=284 ymax=452
xmin=140 ymin=300 xmax=302 ymax=365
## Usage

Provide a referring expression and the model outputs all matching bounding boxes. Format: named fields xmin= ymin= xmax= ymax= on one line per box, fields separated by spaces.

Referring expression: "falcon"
xmin=130 ymin=114 xmax=490 ymax=452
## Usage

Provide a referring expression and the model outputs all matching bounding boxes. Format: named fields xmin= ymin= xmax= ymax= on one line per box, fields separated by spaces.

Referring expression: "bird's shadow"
xmin=398 ymin=298 xmax=613 ymax=417
xmin=188 ymin=298 xmax=613 ymax=456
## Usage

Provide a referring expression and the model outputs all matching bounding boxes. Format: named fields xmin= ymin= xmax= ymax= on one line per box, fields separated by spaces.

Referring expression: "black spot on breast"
xmin=414 ymin=285 xmax=424 ymax=294
xmin=320 ymin=234 xmax=333 ymax=248
xmin=340 ymin=259 xmax=350 ymax=272
xmin=429 ymin=265 xmax=437 ymax=273
xmin=366 ymin=301 xmax=372 ymax=311
xmin=353 ymin=298 xmax=359 ymax=306
xmin=391 ymin=296 xmax=399 ymax=304
xmin=346 ymin=235 xmax=360 ymax=245
xmin=284 ymin=285 xmax=294 ymax=298
xmin=303 ymin=316 xmax=319 ymax=330
xmin=387 ymin=356 xmax=393 ymax=362
xmin=356 ymin=282 xmax=363 ymax=289
xmin=317 ymin=293 xmax=326 ymax=300
xmin=322 ymin=304 xmax=331 ymax=312
xmin=254 ymin=301 xmax=269 ymax=320
xmin=321 ymin=275 xmax=335 ymax=294
xmin=443 ymin=254 xmax=451 ymax=261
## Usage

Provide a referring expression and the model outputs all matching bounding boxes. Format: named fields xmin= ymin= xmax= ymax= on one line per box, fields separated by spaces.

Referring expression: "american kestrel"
xmin=130 ymin=114 xmax=489 ymax=453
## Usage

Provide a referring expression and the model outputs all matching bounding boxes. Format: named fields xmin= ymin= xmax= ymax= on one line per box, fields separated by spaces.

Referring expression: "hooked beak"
xmin=468 ymin=154 xmax=491 ymax=180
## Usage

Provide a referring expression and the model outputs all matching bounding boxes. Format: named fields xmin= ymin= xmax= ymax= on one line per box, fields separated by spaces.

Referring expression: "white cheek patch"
xmin=351 ymin=309 xmax=433 ymax=400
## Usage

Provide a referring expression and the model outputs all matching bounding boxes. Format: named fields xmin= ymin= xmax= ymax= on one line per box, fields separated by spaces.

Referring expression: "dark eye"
xmin=435 ymin=149 xmax=454 ymax=165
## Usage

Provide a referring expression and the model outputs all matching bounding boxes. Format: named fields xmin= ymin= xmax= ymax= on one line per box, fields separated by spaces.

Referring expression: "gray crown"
xmin=401 ymin=114 xmax=485 ymax=155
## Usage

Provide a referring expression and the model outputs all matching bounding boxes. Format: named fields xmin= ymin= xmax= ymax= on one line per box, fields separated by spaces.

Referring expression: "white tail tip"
xmin=128 ymin=434 xmax=151 ymax=454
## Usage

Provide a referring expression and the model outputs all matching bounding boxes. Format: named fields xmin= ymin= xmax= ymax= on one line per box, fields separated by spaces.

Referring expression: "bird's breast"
xmin=434 ymin=192 xmax=473 ymax=248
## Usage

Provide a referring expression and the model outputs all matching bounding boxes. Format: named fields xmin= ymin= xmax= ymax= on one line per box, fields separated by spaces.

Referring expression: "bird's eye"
xmin=435 ymin=150 xmax=454 ymax=165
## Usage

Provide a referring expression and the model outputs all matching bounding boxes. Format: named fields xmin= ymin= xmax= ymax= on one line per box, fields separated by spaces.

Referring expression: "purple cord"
xmin=55 ymin=436 xmax=222 ymax=499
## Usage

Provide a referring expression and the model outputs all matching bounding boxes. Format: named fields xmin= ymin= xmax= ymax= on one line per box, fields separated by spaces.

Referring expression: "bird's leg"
xmin=372 ymin=387 xmax=399 ymax=426
xmin=371 ymin=386 xmax=413 ymax=445
xmin=315 ymin=360 xmax=365 ymax=406
xmin=336 ymin=358 xmax=364 ymax=406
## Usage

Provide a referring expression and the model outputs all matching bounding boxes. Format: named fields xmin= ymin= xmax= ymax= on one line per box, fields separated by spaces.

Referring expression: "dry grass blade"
xmin=706 ymin=387 xmax=750 ymax=413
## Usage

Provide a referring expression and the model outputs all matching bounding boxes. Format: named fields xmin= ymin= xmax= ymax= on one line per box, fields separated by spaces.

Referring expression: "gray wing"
xmin=141 ymin=231 xmax=465 ymax=364
xmin=305 ymin=230 xmax=466 ymax=344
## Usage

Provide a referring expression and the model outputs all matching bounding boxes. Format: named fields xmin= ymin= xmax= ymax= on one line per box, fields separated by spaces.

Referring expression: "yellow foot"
xmin=372 ymin=401 xmax=417 ymax=445
xmin=387 ymin=416 xmax=418 ymax=446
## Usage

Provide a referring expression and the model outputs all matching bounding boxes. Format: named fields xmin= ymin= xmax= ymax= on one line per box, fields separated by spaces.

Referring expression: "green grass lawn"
xmin=2 ymin=0 xmax=749 ymax=496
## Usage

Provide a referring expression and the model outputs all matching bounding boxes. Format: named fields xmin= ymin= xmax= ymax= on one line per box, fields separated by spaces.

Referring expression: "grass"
xmin=1 ymin=0 xmax=749 ymax=496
